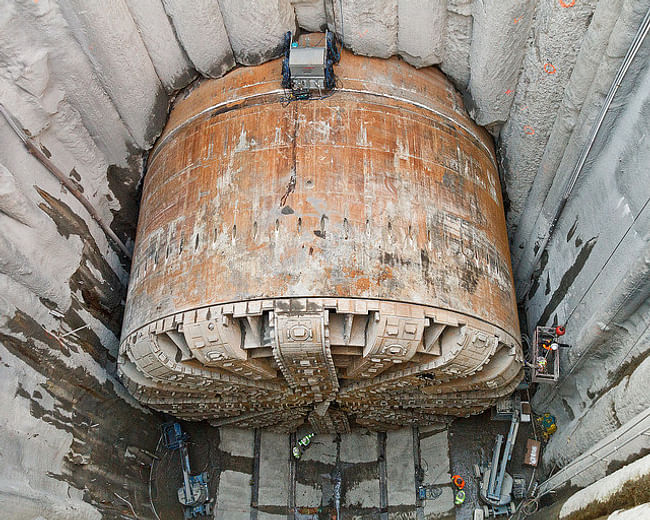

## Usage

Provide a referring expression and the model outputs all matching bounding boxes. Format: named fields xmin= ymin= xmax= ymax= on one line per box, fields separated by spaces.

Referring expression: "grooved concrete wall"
xmin=0 ymin=0 xmax=648 ymax=517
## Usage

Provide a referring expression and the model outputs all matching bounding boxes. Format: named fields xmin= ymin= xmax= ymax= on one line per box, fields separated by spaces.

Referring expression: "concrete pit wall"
xmin=0 ymin=0 xmax=648 ymax=517
xmin=528 ymin=21 xmax=650 ymax=471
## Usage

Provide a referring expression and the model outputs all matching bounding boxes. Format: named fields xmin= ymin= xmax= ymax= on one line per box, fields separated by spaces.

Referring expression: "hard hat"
xmin=452 ymin=475 xmax=466 ymax=489
xmin=540 ymin=413 xmax=556 ymax=428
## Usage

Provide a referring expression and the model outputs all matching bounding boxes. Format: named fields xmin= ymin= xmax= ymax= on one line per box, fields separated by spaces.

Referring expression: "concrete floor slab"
xmin=344 ymin=477 xmax=381 ymax=509
xmin=420 ymin=430 xmax=451 ymax=485
xmin=258 ymin=431 xmax=289 ymax=508
xmin=423 ymin=486 xmax=455 ymax=518
xmin=220 ymin=427 xmax=254 ymax=458
xmin=386 ymin=428 xmax=416 ymax=507
xmin=257 ymin=513 xmax=286 ymax=520
xmin=215 ymin=469 xmax=252 ymax=519
xmin=341 ymin=431 xmax=378 ymax=463
xmin=301 ymin=433 xmax=337 ymax=464
xmin=419 ymin=428 xmax=455 ymax=518
xmin=295 ymin=434 xmax=336 ymax=511
xmin=295 ymin=480 xmax=322 ymax=508
xmin=387 ymin=511 xmax=416 ymax=519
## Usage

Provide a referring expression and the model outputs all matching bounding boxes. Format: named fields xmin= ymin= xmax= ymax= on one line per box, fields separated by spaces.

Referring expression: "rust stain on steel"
xmin=126 ymin=54 xmax=515 ymax=337
xmin=119 ymin=48 xmax=523 ymax=432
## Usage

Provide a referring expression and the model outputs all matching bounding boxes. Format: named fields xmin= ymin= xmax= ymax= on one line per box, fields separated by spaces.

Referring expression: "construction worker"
xmin=537 ymin=413 xmax=557 ymax=441
xmin=293 ymin=433 xmax=315 ymax=459
xmin=298 ymin=432 xmax=315 ymax=448
xmin=454 ymin=489 xmax=466 ymax=506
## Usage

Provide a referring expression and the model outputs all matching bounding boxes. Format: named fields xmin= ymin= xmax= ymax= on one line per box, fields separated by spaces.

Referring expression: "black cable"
xmin=148 ymin=435 xmax=163 ymax=520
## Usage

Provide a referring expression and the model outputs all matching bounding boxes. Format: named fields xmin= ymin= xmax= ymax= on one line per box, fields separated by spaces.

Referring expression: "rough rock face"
xmin=542 ymin=356 xmax=650 ymax=468
xmin=331 ymin=0 xmax=399 ymax=58
xmin=511 ymin=0 xmax=647 ymax=256
xmin=56 ymin=0 xmax=169 ymax=149
xmin=218 ymin=0 xmax=296 ymax=65
xmin=466 ymin=0 xmax=534 ymax=127
xmin=1 ymin=310 xmax=161 ymax=519
xmin=125 ymin=0 xmax=196 ymax=91
xmin=291 ymin=0 xmax=327 ymax=31
xmin=0 ymin=86 xmax=157 ymax=518
xmin=499 ymin=0 xmax=599 ymax=231
xmin=162 ymin=0 xmax=235 ymax=77
xmin=397 ymin=0 xmax=446 ymax=67
xmin=0 ymin=1 xmax=166 ymax=516
xmin=439 ymin=0 xmax=473 ymax=89
xmin=528 ymin=24 xmax=649 ymax=478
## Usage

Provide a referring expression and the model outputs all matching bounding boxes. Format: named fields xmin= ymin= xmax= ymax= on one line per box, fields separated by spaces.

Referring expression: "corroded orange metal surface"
xmin=124 ymin=52 xmax=516 ymax=338
xmin=119 ymin=48 xmax=522 ymax=431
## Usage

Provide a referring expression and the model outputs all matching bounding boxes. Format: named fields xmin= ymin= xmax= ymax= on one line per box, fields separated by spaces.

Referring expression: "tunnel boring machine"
xmin=119 ymin=46 xmax=523 ymax=433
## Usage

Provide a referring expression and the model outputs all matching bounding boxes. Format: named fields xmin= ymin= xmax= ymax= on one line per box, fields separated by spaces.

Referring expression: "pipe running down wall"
xmin=119 ymin=47 xmax=523 ymax=433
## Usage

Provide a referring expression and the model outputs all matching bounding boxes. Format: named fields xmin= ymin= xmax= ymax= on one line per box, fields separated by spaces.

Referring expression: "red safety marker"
xmin=555 ymin=326 xmax=566 ymax=336
xmin=559 ymin=0 xmax=575 ymax=7
xmin=544 ymin=63 xmax=557 ymax=74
